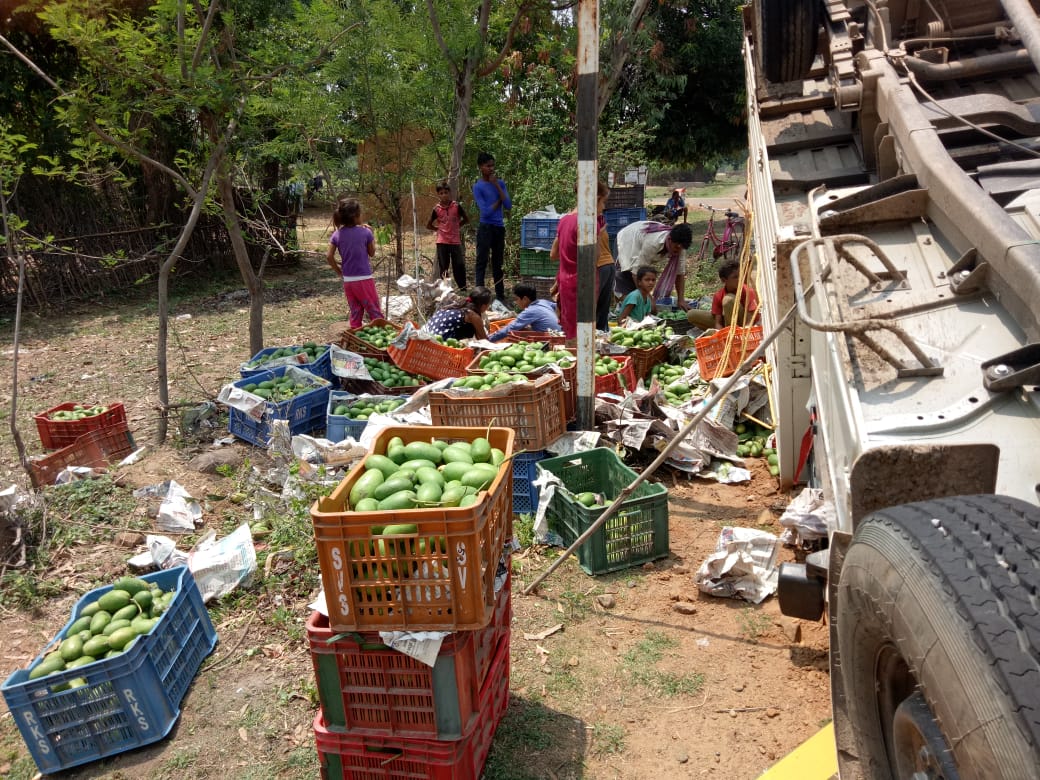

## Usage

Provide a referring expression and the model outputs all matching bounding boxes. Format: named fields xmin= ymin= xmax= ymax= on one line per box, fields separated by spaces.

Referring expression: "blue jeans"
xmin=475 ymin=223 xmax=506 ymax=301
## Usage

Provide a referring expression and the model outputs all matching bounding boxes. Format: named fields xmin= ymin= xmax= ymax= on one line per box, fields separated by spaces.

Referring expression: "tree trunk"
xmin=447 ymin=72 xmax=476 ymax=197
xmin=0 ymin=173 xmax=31 ymax=482
xmin=217 ymin=167 xmax=265 ymax=355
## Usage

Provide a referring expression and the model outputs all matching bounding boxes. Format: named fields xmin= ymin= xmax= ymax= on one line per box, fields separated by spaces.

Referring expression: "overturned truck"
xmin=745 ymin=0 xmax=1040 ymax=777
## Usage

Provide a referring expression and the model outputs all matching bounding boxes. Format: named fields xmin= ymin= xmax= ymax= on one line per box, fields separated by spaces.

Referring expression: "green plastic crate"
xmin=518 ymin=248 xmax=556 ymax=276
xmin=538 ymin=448 xmax=669 ymax=575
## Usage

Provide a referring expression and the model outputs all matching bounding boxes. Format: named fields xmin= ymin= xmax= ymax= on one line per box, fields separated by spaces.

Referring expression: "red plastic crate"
xmin=28 ymin=424 xmax=135 ymax=488
xmin=311 ymin=426 xmax=514 ymax=633
xmin=594 ymin=354 xmax=637 ymax=396
xmin=34 ymin=402 xmax=127 ymax=451
xmin=306 ymin=572 xmax=511 ymax=739
xmin=314 ymin=635 xmax=510 ymax=780
xmin=625 ymin=343 xmax=669 ymax=382
xmin=387 ymin=336 xmax=473 ymax=381
xmin=504 ymin=330 xmax=568 ymax=346
xmin=695 ymin=325 xmax=764 ymax=380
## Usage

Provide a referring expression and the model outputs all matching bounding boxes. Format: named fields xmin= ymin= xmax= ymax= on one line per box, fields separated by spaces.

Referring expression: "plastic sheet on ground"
xmin=695 ymin=526 xmax=779 ymax=604
xmin=779 ymin=487 xmax=835 ymax=546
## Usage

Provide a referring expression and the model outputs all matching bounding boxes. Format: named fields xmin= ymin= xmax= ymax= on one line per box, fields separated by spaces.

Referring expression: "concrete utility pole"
xmin=575 ymin=0 xmax=599 ymax=429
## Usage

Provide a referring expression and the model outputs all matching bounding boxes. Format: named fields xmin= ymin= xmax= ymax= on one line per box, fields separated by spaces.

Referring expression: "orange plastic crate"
xmin=695 ymin=325 xmax=763 ymax=380
xmin=311 ymin=426 xmax=514 ymax=633
xmin=336 ymin=318 xmax=401 ymax=358
xmin=34 ymin=402 xmax=127 ymax=451
xmin=504 ymin=330 xmax=568 ymax=346
xmin=428 ymin=373 xmax=566 ymax=450
xmin=624 ymin=343 xmax=668 ymax=382
xmin=486 ymin=317 xmax=514 ymax=334
xmin=29 ymin=424 xmax=135 ymax=488
xmin=306 ymin=572 xmax=511 ymax=739
xmin=387 ymin=336 xmax=473 ymax=381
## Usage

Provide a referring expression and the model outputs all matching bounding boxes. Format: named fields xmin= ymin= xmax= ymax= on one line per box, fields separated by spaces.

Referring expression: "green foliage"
xmin=737 ymin=606 xmax=773 ymax=641
xmin=591 ymin=722 xmax=627 ymax=756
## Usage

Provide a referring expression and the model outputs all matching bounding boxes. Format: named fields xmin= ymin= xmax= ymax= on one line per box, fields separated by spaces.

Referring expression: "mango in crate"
xmin=362 ymin=357 xmax=428 ymax=388
xmin=355 ymin=324 xmax=399 ymax=348
xmin=49 ymin=404 xmax=109 ymax=421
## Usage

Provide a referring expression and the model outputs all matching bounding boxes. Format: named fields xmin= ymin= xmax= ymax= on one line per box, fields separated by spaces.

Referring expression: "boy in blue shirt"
xmin=488 ymin=283 xmax=561 ymax=342
xmin=472 ymin=152 xmax=511 ymax=302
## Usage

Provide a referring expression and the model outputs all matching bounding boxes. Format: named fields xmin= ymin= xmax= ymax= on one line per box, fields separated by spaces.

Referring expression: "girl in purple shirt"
xmin=326 ymin=198 xmax=384 ymax=327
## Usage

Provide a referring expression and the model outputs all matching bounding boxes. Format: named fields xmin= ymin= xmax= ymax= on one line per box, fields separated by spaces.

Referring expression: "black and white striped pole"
xmin=575 ymin=0 xmax=599 ymax=429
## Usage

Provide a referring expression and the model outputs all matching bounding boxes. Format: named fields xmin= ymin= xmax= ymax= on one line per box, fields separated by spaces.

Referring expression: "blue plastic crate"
xmin=520 ymin=216 xmax=560 ymax=251
xmin=326 ymin=391 xmax=409 ymax=443
xmin=512 ymin=450 xmax=547 ymax=515
xmin=241 ymin=344 xmax=333 ymax=381
xmin=604 ymin=207 xmax=647 ymax=237
xmin=228 ymin=365 xmax=331 ymax=447
xmin=1 ymin=567 xmax=217 ymax=775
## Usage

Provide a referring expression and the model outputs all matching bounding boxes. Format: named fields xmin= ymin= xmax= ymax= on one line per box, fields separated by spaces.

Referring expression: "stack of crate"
xmin=307 ymin=425 xmax=514 ymax=778
xmin=603 ymin=185 xmax=648 ymax=258
xmin=519 ymin=213 xmax=560 ymax=296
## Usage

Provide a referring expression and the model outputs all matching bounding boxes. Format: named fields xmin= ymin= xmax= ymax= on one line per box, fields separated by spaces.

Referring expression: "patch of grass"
xmin=622 ymin=630 xmax=704 ymax=697
xmin=269 ymin=604 xmax=305 ymax=643
xmin=545 ymin=667 xmax=582 ymax=697
xmin=0 ymin=720 xmax=38 ymax=780
xmin=483 ymin=697 xmax=586 ymax=780
xmin=514 ymin=512 xmax=535 ymax=547
xmin=556 ymin=588 xmax=598 ymax=622
xmin=737 ymin=607 xmax=772 ymax=642
xmin=158 ymin=747 xmax=200 ymax=776
xmin=590 ymin=722 xmax=626 ymax=756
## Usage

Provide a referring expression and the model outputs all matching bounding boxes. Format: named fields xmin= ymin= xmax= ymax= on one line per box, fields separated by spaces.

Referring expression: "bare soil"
xmin=0 ymin=204 xmax=830 ymax=779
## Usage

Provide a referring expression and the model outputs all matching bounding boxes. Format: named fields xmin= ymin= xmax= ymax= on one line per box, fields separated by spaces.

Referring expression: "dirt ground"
xmin=0 ymin=203 xmax=831 ymax=779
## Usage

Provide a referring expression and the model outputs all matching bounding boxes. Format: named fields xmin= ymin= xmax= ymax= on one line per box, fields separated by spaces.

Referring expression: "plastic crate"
xmin=504 ymin=329 xmax=567 ymax=346
xmin=307 ymin=572 xmax=511 ymax=739
xmin=34 ymin=402 xmax=128 ymax=451
xmin=594 ymin=354 xmax=637 ymax=396
xmin=605 ymin=185 xmax=645 ymax=210
xmin=337 ymin=319 xmax=402 ymax=359
xmin=520 ymin=216 xmax=560 ymax=251
xmin=538 ymin=448 xmax=670 ymax=575
xmin=311 ymin=426 xmax=514 ymax=633
xmin=314 ymin=634 xmax=510 ymax=780
xmin=29 ymin=424 xmax=135 ymax=489
xmin=326 ymin=391 xmax=408 ymax=444
xmin=339 ymin=356 xmax=429 ymax=397
xmin=518 ymin=275 xmax=556 ymax=301
xmin=241 ymin=345 xmax=333 ymax=381
xmin=428 ymin=373 xmax=566 ymax=450
xmin=467 ymin=348 xmax=575 ymax=421
xmin=1 ymin=567 xmax=218 ymax=774
xmin=227 ymin=365 xmax=331 ymax=447
xmin=487 ymin=317 xmax=514 ymax=335
xmin=512 ymin=451 xmax=548 ymax=515
xmin=624 ymin=343 xmax=669 ymax=382
xmin=387 ymin=336 xmax=473 ymax=382
xmin=603 ymin=207 xmax=647 ymax=237
xmin=518 ymin=247 xmax=556 ymax=276
xmin=695 ymin=325 xmax=764 ymax=380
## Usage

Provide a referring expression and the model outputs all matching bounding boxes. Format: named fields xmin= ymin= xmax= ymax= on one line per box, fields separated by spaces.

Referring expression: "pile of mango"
xmin=362 ymin=357 xmax=428 ymax=388
xmin=736 ymin=421 xmax=780 ymax=476
xmin=595 ymin=356 xmax=626 ymax=377
xmin=608 ymin=325 xmax=673 ymax=348
xmin=431 ymin=335 xmax=465 ymax=348
xmin=348 ymin=435 xmax=507 ymax=511
xmin=332 ymin=397 xmax=406 ymax=419
xmin=246 ymin=343 xmax=326 ymax=369
xmin=26 ymin=576 xmax=175 ymax=687
xmin=354 ymin=324 xmax=399 ymax=349
xmin=651 ymin=358 xmax=698 ymax=406
xmin=48 ymin=404 xmax=109 ymax=421
xmin=476 ymin=343 xmax=574 ymax=373
xmin=656 ymin=309 xmax=688 ymax=322
xmin=453 ymin=373 xmax=530 ymax=391
xmin=242 ymin=374 xmax=319 ymax=401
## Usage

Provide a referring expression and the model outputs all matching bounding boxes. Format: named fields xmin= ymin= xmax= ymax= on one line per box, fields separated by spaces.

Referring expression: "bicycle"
xmin=695 ymin=203 xmax=744 ymax=261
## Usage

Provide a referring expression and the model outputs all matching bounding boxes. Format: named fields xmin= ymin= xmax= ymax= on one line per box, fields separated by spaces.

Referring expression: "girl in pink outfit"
xmin=326 ymin=199 xmax=384 ymax=328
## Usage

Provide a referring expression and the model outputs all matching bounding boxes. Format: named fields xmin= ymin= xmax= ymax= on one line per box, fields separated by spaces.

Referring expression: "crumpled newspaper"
xmin=142 ymin=524 xmax=256 ymax=602
xmin=694 ymin=526 xmax=779 ymax=604
xmin=133 ymin=480 xmax=203 ymax=532
xmin=778 ymin=487 xmax=834 ymax=546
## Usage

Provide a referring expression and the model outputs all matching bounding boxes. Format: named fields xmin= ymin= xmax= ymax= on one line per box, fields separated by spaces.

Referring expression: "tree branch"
xmin=191 ymin=0 xmax=222 ymax=73
xmin=597 ymin=0 xmax=653 ymax=117
xmin=477 ymin=1 xmax=533 ymax=78
xmin=424 ymin=0 xmax=460 ymax=81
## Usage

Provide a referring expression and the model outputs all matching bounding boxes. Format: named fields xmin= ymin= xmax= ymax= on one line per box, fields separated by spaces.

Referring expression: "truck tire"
xmin=757 ymin=0 xmax=819 ymax=83
xmin=837 ymin=495 xmax=1040 ymax=779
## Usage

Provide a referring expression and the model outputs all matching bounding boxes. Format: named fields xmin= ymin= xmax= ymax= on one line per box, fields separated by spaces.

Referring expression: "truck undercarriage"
xmin=745 ymin=0 xmax=1040 ymax=776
